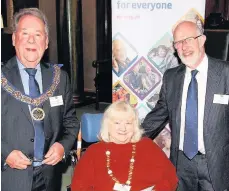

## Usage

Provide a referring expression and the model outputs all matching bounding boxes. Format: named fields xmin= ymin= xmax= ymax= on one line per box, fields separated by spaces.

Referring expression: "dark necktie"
xmin=183 ymin=70 xmax=198 ymax=159
xmin=25 ymin=68 xmax=45 ymax=161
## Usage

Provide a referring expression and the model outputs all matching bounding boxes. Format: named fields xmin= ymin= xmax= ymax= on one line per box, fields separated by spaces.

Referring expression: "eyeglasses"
xmin=173 ymin=35 xmax=202 ymax=49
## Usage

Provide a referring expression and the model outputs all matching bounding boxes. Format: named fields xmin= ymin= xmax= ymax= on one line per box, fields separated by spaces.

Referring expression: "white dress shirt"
xmin=17 ymin=58 xmax=43 ymax=115
xmin=179 ymin=54 xmax=208 ymax=154
xmin=17 ymin=58 xmax=43 ymax=95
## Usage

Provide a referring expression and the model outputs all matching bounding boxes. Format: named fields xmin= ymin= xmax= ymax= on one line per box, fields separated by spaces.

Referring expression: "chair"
xmin=67 ymin=113 xmax=103 ymax=191
xmin=76 ymin=113 xmax=104 ymax=160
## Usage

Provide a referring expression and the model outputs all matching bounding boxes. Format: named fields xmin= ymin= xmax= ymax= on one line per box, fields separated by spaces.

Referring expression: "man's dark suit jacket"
xmin=143 ymin=56 xmax=229 ymax=191
xmin=1 ymin=56 xmax=79 ymax=191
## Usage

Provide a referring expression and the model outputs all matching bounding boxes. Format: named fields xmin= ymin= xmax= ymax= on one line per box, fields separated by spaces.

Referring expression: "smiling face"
xmin=157 ymin=46 xmax=167 ymax=58
xmin=108 ymin=112 xmax=135 ymax=144
xmin=112 ymin=40 xmax=127 ymax=64
xmin=196 ymin=20 xmax=203 ymax=30
xmin=173 ymin=21 xmax=206 ymax=69
xmin=12 ymin=15 xmax=49 ymax=68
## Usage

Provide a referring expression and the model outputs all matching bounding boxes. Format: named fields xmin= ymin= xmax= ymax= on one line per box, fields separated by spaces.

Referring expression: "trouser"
xmin=32 ymin=165 xmax=46 ymax=191
xmin=176 ymin=150 xmax=214 ymax=191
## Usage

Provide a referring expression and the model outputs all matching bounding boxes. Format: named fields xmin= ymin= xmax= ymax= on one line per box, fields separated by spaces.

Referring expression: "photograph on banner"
xmin=147 ymin=33 xmax=179 ymax=74
xmin=112 ymin=32 xmax=138 ymax=77
xmin=146 ymin=86 xmax=161 ymax=110
xmin=172 ymin=8 xmax=204 ymax=33
xmin=137 ymin=104 xmax=150 ymax=124
xmin=112 ymin=81 xmax=138 ymax=107
xmin=123 ymin=57 xmax=161 ymax=100
xmin=154 ymin=124 xmax=171 ymax=158
xmin=144 ymin=86 xmax=172 ymax=158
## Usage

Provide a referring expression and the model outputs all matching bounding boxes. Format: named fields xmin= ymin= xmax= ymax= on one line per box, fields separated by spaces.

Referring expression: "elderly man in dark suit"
xmin=1 ymin=8 xmax=79 ymax=191
xmin=143 ymin=21 xmax=229 ymax=191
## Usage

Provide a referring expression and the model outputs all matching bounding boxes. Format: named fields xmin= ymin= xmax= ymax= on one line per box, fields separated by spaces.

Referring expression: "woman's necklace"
xmin=105 ymin=144 xmax=136 ymax=191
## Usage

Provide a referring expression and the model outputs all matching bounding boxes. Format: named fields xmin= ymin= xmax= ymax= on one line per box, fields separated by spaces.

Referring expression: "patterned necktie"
xmin=183 ymin=70 xmax=198 ymax=159
xmin=25 ymin=68 xmax=45 ymax=161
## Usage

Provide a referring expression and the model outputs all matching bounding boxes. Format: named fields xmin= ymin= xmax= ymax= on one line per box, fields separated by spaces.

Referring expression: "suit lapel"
xmin=3 ymin=57 xmax=33 ymax=124
xmin=3 ymin=57 xmax=24 ymax=92
xmin=174 ymin=65 xmax=186 ymax=148
xmin=204 ymin=57 xmax=223 ymax=130
xmin=40 ymin=63 xmax=53 ymax=131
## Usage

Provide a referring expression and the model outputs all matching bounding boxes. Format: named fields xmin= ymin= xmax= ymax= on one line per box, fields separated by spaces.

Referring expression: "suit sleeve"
xmin=57 ymin=70 xmax=80 ymax=155
xmin=71 ymin=146 xmax=95 ymax=191
xmin=1 ymin=140 xmax=13 ymax=171
xmin=142 ymin=71 xmax=169 ymax=138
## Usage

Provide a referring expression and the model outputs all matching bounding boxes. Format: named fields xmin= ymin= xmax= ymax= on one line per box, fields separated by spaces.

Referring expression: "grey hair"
xmin=99 ymin=101 xmax=144 ymax=143
xmin=12 ymin=8 xmax=49 ymax=37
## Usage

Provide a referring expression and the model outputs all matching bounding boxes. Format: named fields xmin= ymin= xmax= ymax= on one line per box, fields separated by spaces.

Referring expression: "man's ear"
xmin=12 ymin=33 xmax=16 ymax=47
xmin=45 ymin=37 xmax=49 ymax=49
xmin=199 ymin=34 xmax=206 ymax=48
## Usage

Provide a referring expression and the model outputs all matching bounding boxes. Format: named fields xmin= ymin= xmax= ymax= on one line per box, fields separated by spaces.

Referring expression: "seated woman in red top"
xmin=71 ymin=101 xmax=178 ymax=191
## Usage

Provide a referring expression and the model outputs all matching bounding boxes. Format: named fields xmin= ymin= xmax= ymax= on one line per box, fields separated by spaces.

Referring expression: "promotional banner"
xmin=112 ymin=0 xmax=206 ymax=157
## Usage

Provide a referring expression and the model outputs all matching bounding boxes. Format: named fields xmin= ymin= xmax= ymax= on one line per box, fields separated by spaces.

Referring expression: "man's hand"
xmin=6 ymin=150 xmax=32 ymax=169
xmin=42 ymin=142 xmax=64 ymax=166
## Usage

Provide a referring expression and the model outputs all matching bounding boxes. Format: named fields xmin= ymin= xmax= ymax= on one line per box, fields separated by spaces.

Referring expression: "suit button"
xmin=30 ymin=138 xmax=34 ymax=142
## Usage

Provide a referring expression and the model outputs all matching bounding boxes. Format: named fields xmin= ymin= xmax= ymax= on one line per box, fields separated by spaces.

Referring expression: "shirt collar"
xmin=16 ymin=57 xmax=41 ymax=71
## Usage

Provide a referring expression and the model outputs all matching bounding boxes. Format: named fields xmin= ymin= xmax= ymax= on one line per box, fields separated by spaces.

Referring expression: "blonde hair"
xmin=99 ymin=101 xmax=144 ymax=143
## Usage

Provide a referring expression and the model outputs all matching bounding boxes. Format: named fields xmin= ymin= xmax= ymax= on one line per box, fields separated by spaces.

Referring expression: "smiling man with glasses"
xmin=142 ymin=21 xmax=229 ymax=191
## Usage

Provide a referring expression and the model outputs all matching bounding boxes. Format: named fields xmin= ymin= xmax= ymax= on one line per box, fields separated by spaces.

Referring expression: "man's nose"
xmin=182 ymin=41 xmax=189 ymax=50
xmin=27 ymin=35 xmax=35 ymax=43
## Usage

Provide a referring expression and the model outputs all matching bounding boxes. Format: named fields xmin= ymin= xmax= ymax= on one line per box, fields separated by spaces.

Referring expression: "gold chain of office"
xmin=105 ymin=144 xmax=136 ymax=186
xmin=1 ymin=65 xmax=61 ymax=107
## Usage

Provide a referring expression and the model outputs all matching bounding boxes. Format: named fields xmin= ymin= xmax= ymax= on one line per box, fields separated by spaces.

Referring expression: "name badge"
xmin=113 ymin=183 xmax=131 ymax=191
xmin=213 ymin=94 xmax=229 ymax=105
xmin=49 ymin=96 xmax=64 ymax=107
xmin=140 ymin=185 xmax=155 ymax=191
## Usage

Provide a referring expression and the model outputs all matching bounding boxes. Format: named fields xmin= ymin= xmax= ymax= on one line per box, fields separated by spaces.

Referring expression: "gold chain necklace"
xmin=1 ymin=65 xmax=61 ymax=107
xmin=105 ymin=144 xmax=136 ymax=186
